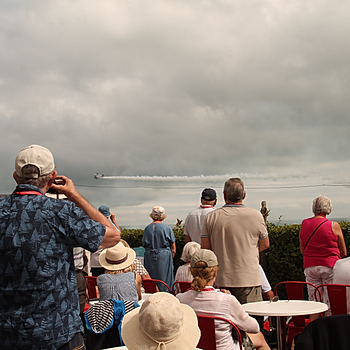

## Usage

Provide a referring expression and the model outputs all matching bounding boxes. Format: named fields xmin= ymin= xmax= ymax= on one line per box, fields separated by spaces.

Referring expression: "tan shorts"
xmin=220 ymin=285 xmax=263 ymax=304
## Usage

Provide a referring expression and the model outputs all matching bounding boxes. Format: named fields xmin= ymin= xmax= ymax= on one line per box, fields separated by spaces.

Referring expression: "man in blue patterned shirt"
xmin=0 ymin=145 xmax=121 ymax=350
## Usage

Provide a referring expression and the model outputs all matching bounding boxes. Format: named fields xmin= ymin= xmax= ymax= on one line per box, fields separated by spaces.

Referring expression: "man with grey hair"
xmin=184 ymin=188 xmax=217 ymax=244
xmin=201 ymin=178 xmax=269 ymax=325
xmin=0 ymin=145 xmax=121 ymax=350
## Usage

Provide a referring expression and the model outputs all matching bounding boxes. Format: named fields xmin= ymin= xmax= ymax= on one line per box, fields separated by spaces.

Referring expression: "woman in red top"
xmin=299 ymin=195 xmax=347 ymax=316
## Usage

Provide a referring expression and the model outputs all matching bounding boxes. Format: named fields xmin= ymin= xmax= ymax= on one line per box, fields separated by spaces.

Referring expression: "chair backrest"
xmin=172 ymin=281 xmax=192 ymax=295
xmin=315 ymin=283 xmax=350 ymax=315
xmin=85 ymin=275 xmax=98 ymax=300
xmin=196 ymin=315 xmax=243 ymax=350
xmin=142 ymin=279 xmax=171 ymax=293
xmin=275 ymin=281 xmax=321 ymax=326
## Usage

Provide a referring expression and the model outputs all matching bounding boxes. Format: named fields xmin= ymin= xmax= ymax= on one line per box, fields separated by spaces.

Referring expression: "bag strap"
xmin=303 ymin=219 xmax=328 ymax=251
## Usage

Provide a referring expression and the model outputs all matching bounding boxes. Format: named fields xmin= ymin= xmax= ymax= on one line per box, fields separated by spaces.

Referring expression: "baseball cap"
xmin=15 ymin=145 xmax=55 ymax=178
xmin=190 ymin=249 xmax=218 ymax=268
xmin=201 ymin=188 xmax=217 ymax=201
xmin=98 ymin=205 xmax=111 ymax=217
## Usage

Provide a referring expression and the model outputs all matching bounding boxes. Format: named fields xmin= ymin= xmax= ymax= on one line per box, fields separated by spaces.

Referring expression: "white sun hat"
xmin=121 ymin=292 xmax=201 ymax=350
xmin=99 ymin=242 xmax=136 ymax=271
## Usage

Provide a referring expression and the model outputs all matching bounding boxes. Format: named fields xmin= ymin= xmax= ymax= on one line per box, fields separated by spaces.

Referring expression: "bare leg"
xmin=247 ymin=331 xmax=271 ymax=350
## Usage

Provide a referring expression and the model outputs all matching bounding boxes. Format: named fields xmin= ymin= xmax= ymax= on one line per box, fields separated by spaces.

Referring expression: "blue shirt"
xmin=0 ymin=184 xmax=106 ymax=349
xmin=97 ymin=272 xmax=138 ymax=302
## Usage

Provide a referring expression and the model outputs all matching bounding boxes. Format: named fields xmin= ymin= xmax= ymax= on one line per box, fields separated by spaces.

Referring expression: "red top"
xmin=300 ymin=217 xmax=340 ymax=268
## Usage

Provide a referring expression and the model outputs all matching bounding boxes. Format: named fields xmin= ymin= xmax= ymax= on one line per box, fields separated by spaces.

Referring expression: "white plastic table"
xmin=242 ymin=300 xmax=328 ymax=350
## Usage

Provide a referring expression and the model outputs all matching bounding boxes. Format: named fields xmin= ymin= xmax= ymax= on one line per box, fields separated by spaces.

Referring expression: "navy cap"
xmin=201 ymin=188 xmax=217 ymax=201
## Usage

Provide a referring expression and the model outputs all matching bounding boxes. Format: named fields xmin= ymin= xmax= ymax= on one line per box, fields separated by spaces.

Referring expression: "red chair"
xmin=315 ymin=283 xmax=350 ymax=315
xmin=142 ymin=279 xmax=171 ymax=293
xmin=85 ymin=275 xmax=98 ymax=300
xmin=275 ymin=281 xmax=321 ymax=349
xmin=196 ymin=314 xmax=243 ymax=350
xmin=171 ymin=281 xmax=192 ymax=295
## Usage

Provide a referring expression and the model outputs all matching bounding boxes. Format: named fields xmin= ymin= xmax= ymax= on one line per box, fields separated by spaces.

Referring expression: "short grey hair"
xmin=16 ymin=165 xmax=52 ymax=189
xmin=224 ymin=178 xmax=245 ymax=203
xmin=312 ymin=195 xmax=333 ymax=215
xmin=180 ymin=242 xmax=201 ymax=263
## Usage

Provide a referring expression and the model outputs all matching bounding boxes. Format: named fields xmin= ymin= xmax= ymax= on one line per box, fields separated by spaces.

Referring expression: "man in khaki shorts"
xmin=201 ymin=178 xmax=270 ymax=327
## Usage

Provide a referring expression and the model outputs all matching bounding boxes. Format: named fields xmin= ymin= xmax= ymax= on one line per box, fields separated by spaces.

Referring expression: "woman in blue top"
xmin=98 ymin=242 xmax=142 ymax=302
xmin=142 ymin=206 xmax=176 ymax=292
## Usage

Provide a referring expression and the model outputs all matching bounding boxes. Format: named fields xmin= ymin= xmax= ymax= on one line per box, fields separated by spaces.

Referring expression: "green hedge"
xmin=121 ymin=221 xmax=350 ymax=293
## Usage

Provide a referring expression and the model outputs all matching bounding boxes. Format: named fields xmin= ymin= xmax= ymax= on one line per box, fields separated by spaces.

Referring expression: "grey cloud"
xmin=1 ymin=0 xmax=350 ymax=224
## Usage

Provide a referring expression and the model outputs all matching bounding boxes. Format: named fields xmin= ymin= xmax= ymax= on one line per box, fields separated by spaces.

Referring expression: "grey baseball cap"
xmin=190 ymin=249 xmax=218 ymax=268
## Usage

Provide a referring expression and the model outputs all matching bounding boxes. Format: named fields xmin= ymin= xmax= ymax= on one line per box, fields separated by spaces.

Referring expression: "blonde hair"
xmin=190 ymin=261 xmax=218 ymax=291
xmin=120 ymin=239 xmax=130 ymax=248
xmin=105 ymin=264 xmax=134 ymax=275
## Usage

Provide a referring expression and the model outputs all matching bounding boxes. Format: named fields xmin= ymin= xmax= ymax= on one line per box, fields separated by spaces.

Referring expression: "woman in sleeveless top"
xmin=299 ymin=195 xmax=347 ymax=315
xmin=97 ymin=242 xmax=142 ymax=302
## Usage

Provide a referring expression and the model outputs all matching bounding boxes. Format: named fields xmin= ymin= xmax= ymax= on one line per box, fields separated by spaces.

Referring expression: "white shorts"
xmin=304 ymin=265 xmax=333 ymax=311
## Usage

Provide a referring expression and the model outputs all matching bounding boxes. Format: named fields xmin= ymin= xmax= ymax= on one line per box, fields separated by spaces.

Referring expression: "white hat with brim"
xmin=121 ymin=292 xmax=200 ymax=350
xmin=99 ymin=242 xmax=136 ymax=271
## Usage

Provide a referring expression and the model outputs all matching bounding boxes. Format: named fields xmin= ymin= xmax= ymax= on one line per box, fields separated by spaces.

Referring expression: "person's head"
xmin=201 ymin=188 xmax=217 ymax=206
xmin=13 ymin=144 xmax=56 ymax=189
xmin=98 ymin=205 xmax=111 ymax=217
xmin=121 ymin=292 xmax=200 ymax=350
xmin=150 ymin=206 xmax=166 ymax=221
xmin=190 ymin=249 xmax=218 ymax=291
xmin=99 ymin=241 xmax=136 ymax=274
xmin=312 ymin=195 xmax=333 ymax=216
xmin=180 ymin=242 xmax=201 ymax=263
xmin=223 ymin=178 xmax=245 ymax=204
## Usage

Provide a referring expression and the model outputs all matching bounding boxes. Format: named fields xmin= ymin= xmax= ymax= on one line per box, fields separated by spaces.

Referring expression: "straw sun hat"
xmin=99 ymin=242 xmax=136 ymax=271
xmin=121 ymin=292 xmax=200 ymax=350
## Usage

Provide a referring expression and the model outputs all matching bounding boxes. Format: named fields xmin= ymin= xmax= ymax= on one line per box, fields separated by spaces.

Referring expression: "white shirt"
xmin=333 ymin=257 xmax=350 ymax=314
xmin=259 ymin=265 xmax=271 ymax=294
xmin=174 ymin=264 xmax=193 ymax=293
xmin=184 ymin=205 xmax=214 ymax=244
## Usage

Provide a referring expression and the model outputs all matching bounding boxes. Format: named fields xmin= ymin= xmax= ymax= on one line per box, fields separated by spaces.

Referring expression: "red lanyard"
xmin=12 ymin=191 xmax=43 ymax=196
xmin=190 ymin=286 xmax=216 ymax=292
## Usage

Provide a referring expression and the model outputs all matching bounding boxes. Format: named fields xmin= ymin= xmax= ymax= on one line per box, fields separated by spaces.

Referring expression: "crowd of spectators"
xmin=1 ymin=144 xmax=349 ymax=350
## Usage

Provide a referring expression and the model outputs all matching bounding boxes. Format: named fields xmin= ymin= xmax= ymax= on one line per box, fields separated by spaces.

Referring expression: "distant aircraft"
xmin=94 ymin=173 xmax=104 ymax=179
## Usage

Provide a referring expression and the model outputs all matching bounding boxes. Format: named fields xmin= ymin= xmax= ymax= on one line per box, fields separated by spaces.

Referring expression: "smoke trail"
xmin=95 ymin=172 xmax=312 ymax=182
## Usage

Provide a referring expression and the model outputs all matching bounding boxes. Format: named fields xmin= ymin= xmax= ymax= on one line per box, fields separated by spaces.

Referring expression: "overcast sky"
xmin=1 ymin=0 xmax=350 ymax=227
